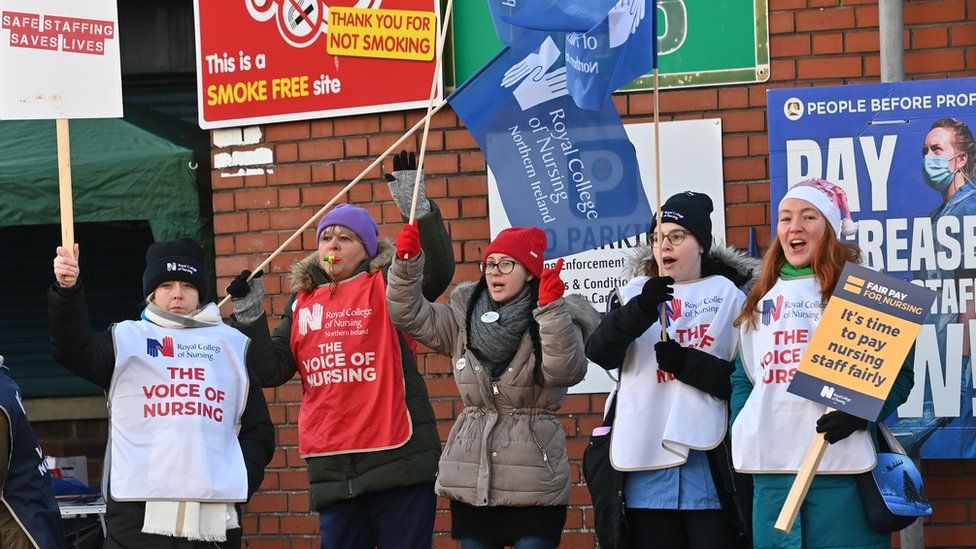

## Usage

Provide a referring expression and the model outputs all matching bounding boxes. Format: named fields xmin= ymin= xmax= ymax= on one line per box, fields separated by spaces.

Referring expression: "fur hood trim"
xmin=449 ymin=281 xmax=601 ymax=342
xmin=623 ymin=242 xmax=760 ymax=292
xmin=289 ymin=240 xmax=395 ymax=293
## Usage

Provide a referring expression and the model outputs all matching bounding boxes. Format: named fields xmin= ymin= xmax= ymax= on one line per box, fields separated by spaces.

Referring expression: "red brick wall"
xmin=33 ymin=419 xmax=108 ymax=488
xmin=208 ymin=1 xmax=976 ymax=546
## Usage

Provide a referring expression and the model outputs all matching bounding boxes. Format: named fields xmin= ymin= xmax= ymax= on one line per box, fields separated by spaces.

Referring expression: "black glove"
xmin=226 ymin=269 xmax=263 ymax=298
xmin=816 ymin=410 xmax=868 ymax=444
xmin=654 ymin=340 xmax=687 ymax=375
xmin=637 ymin=276 xmax=674 ymax=316
xmin=383 ymin=150 xmax=417 ymax=182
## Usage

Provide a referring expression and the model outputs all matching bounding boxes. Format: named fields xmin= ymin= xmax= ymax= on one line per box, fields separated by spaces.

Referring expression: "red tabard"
xmin=290 ymin=271 xmax=412 ymax=456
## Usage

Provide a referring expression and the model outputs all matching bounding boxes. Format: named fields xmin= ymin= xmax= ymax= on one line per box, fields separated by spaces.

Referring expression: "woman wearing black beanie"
xmin=585 ymin=192 xmax=755 ymax=548
xmin=47 ymin=238 xmax=274 ymax=548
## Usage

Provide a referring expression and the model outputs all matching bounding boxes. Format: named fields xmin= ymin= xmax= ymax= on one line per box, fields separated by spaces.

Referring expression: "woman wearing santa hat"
xmin=386 ymin=225 xmax=599 ymax=549
xmin=731 ymin=179 xmax=915 ymax=548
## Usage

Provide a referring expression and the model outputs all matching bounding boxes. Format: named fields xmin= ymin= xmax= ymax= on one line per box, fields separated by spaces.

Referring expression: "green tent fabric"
xmin=0 ymin=105 xmax=209 ymax=243
xmin=0 ymin=106 xmax=213 ymax=398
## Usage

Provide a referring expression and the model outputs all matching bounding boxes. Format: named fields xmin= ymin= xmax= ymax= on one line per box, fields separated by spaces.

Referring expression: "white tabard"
xmin=611 ymin=275 xmax=744 ymax=471
xmin=109 ymin=320 xmax=249 ymax=501
xmin=732 ymin=276 xmax=876 ymax=474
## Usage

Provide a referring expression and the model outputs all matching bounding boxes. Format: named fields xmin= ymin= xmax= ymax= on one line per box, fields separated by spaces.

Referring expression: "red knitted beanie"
xmin=483 ymin=226 xmax=547 ymax=278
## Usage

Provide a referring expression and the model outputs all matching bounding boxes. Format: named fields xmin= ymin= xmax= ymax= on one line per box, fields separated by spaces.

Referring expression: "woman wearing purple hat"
xmin=230 ymin=152 xmax=455 ymax=548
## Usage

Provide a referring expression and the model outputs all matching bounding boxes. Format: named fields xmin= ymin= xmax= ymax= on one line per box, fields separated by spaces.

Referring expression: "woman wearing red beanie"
xmin=386 ymin=225 xmax=600 ymax=548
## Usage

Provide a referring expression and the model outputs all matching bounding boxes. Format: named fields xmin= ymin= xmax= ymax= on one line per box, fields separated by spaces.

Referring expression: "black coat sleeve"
xmin=585 ymin=298 xmax=656 ymax=371
xmin=412 ymin=201 xmax=456 ymax=301
xmin=675 ymin=347 xmax=735 ymax=401
xmin=47 ymin=281 xmax=116 ymax=389
xmin=233 ymin=308 xmax=298 ymax=388
xmin=237 ymin=355 xmax=275 ymax=500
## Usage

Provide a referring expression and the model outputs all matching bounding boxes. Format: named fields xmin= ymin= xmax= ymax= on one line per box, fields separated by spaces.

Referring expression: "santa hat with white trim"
xmin=778 ymin=178 xmax=857 ymax=236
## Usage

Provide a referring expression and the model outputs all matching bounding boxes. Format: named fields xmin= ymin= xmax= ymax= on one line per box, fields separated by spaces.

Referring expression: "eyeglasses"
xmin=480 ymin=259 xmax=517 ymax=274
xmin=651 ymin=230 xmax=688 ymax=247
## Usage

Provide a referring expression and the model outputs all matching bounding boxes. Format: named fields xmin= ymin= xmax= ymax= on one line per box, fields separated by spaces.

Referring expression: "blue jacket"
xmin=0 ymin=367 xmax=66 ymax=549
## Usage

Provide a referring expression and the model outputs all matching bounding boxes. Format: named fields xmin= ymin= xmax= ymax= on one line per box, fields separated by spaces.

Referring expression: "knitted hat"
xmin=779 ymin=178 xmax=857 ymax=236
xmin=484 ymin=227 xmax=547 ymax=279
xmin=316 ymin=203 xmax=380 ymax=257
xmin=142 ymin=238 xmax=208 ymax=298
xmin=649 ymin=191 xmax=714 ymax=251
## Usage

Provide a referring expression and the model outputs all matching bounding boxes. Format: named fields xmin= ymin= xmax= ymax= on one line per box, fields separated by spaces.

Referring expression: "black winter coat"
xmin=47 ymin=282 xmax=275 ymax=549
xmin=584 ymin=244 xmax=757 ymax=548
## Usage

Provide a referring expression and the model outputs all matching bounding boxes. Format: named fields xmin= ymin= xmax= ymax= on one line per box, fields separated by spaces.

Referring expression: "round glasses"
xmin=480 ymin=259 xmax=517 ymax=274
xmin=651 ymin=230 xmax=688 ymax=247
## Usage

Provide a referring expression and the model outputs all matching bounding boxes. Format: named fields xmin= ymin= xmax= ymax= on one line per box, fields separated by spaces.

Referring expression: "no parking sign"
xmin=193 ymin=0 xmax=441 ymax=129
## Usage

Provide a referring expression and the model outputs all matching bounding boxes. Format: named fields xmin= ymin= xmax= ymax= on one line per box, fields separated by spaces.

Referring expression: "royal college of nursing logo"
xmin=146 ymin=336 xmax=175 ymax=358
xmin=761 ymin=295 xmax=784 ymax=326
xmin=665 ymin=298 xmax=682 ymax=322
xmin=297 ymin=303 xmax=324 ymax=336
xmin=501 ymin=36 xmax=569 ymax=111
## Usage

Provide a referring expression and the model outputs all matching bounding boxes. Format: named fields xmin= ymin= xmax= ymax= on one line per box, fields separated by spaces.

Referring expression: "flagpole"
xmin=408 ymin=0 xmax=455 ymax=230
xmin=218 ymin=99 xmax=448 ymax=309
xmin=653 ymin=66 xmax=668 ymax=341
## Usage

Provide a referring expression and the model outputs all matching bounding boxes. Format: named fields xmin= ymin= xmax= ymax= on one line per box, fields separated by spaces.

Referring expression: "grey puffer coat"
xmin=386 ymin=253 xmax=600 ymax=507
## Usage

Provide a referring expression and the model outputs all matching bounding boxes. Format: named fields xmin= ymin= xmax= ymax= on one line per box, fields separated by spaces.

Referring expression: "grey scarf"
xmin=468 ymin=285 xmax=533 ymax=371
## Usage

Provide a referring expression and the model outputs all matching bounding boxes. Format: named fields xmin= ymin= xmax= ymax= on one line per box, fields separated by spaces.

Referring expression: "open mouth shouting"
xmin=788 ymin=238 xmax=806 ymax=254
xmin=489 ymin=281 xmax=507 ymax=296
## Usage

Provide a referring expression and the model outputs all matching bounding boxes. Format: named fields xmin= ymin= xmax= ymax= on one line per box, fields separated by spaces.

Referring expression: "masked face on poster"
xmin=922 ymin=126 xmax=970 ymax=194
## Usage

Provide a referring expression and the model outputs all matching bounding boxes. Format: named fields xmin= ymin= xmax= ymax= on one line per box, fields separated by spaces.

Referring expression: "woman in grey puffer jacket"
xmin=386 ymin=225 xmax=599 ymax=548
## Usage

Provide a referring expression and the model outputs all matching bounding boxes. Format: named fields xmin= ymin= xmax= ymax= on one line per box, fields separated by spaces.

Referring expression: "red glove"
xmin=538 ymin=258 xmax=565 ymax=307
xmin=396 ymin=222 xmax=420 ymax=260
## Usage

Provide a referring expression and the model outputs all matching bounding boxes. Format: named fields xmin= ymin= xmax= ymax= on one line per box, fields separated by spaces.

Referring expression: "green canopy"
xmin=0 ymin=105 xmax=210 ymax=242
xmin=0 ymin=106 xmax=213 ymax=398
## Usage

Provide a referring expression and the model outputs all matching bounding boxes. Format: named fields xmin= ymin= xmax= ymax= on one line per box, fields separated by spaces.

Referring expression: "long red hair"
xmin=736 ymin=224 xmax=861 ymax=329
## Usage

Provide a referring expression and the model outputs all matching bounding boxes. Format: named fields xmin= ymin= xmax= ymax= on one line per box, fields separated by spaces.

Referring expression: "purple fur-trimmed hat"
xmin=315 ymin=203 xmax=380 ymax=257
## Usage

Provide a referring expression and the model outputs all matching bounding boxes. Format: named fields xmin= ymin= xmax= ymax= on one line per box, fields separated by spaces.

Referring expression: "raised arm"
xmin=48 ymin=245 xmax=116 ymax=389
xmin=386 ymin=250 xmax=459 ymax=357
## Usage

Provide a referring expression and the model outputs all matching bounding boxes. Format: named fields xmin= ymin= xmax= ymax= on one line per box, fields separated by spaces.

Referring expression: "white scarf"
xmin=139 ymin=301 xmax=239 ymax=541
xmin=142 ymin=302 xmax=222 ymax=328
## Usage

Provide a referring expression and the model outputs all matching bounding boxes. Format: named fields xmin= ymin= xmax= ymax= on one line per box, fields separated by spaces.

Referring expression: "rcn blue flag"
xmin=486 ymin=0 xmax=618 ymax=45
xmin=566 ymin=0 xmax=657 ymax=110
xmin=448 ymin=32 xmax=653 ymax=259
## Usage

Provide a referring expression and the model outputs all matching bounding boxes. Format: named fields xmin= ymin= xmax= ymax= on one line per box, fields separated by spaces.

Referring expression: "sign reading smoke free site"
xmin=193 ymin=0 xmax=440 ymax=129
xmin=789 ymin=263 xmax=936 ymax=421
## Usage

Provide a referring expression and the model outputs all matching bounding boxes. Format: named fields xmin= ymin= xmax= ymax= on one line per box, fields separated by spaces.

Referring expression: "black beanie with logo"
xmin=649 ymin=191 xmax=714 ymax=251
xmin=142 ymin=238 xmax=209 ymax=298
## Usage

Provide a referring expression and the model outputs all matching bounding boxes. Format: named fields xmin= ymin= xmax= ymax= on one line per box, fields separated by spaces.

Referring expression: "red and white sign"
xmin=290 ymin=271 xmax=412 ymax=457
xmin=193 ymin=0 xmax=441 ymax=129
xmin=0 ymin=0 xmax=122 ymax=119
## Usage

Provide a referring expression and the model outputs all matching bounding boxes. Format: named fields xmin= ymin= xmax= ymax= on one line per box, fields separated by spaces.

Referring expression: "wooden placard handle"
xmin=774 ymin=408 xmax=834 ymax=533
xmin=57 ymin=118 xmax=76 ymax=284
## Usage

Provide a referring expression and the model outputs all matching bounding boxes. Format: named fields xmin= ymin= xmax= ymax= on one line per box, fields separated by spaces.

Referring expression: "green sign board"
xmin=450 ymin=0 xmax=769 ymax=90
